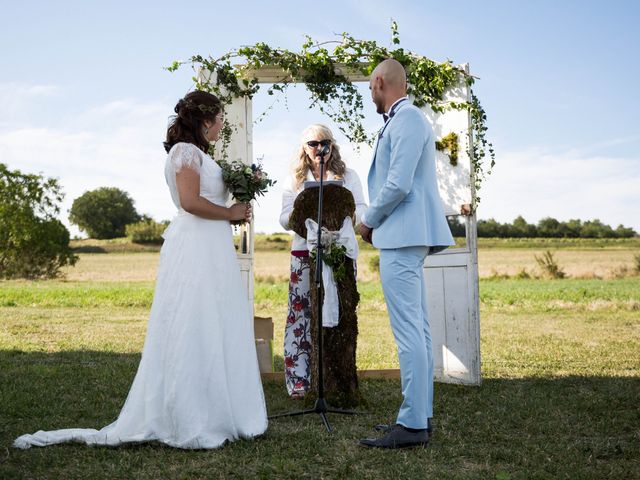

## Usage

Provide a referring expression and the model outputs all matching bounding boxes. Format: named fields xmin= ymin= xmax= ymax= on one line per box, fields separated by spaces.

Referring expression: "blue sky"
xmin=1 ymin=0 xmax=639 ymax=235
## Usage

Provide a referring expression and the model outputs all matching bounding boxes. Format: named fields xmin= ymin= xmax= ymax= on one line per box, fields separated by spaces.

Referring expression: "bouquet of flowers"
xmin=216 ymin=158 xmax=276 ymax=203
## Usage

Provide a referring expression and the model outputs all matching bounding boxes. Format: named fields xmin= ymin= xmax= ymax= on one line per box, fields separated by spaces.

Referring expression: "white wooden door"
xmin=205 ymin=83 xmax=255 ymax=321
xmin=422 ymin=65 xmax=481 ymax=385
xmin=425 ymin=215 xmax=481 ymax=385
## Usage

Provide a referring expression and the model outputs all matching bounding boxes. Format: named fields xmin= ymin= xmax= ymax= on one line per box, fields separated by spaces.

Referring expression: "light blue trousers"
xmin=379 ymin=246 xmax=432 ymax=429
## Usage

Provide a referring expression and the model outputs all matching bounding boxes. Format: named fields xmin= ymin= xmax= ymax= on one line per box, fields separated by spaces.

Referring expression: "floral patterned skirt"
xmin=284 ymin=251 xmax=312 ymax=396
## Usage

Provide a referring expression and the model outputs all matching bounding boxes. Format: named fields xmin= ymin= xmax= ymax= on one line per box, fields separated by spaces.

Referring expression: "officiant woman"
xmin=279 ymin=124 xmax=367 ymax=398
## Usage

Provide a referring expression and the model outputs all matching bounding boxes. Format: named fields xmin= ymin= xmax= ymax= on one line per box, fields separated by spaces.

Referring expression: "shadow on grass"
xmin=71 ymin=245 xmax=107 ymax=253
xmin=1 ymin=349 xmax=638 ymax=479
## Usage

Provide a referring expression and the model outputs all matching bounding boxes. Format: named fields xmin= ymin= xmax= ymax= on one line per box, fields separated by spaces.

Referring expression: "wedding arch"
xmin=170 ymin=24 xmax=490 ymax=385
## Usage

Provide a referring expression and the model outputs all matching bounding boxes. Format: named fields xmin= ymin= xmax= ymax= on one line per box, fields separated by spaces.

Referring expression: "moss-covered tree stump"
xmin=289 ymin=185 xmax=360 ymax=406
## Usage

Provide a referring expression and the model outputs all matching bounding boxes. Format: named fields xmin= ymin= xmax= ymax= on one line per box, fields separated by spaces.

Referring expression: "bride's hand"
xmin=228 ymin=203 xmax=251 ymax=222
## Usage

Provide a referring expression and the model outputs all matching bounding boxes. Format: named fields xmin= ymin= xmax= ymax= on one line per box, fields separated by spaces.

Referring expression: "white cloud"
xmin=478 ymin=146 xmax=640 ymax=232
xmin=579 ymin=134 xmax=640 ymax=152
xmin=0 ymin=82 xmax=60 ymax=127
xmin=3 ymin=86 xmax=637 ymax=239
xmin=0 ymin=82 xmax=59 ymax=101
xmin=0 ymin=87 xmax=377 ymax=238
xmin=0 ymin=97 xmax=174 ymax=237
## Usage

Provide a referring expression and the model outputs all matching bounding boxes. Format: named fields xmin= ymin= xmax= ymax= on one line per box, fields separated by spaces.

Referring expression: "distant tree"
xmin=447 ymin=216 xmax=466 ymax=237
xmin=69 ymin=187 xmax=140 ymax=239
xmin=510 ymin=215 xmax=537 ymax=238
xmin=477 ymin=215 xmax=637 ymax=238
xmin=0 ymin=163 xmax=77 ymax=279
xmin=537 ymin=217 xmax=562 ymax=238
xmin=564 ymin=219 xmax=583 ymax=238
xmin=477 ymin=218 xmax=504 ymax=237
xmin=615 ymin=224 xmax=636 ymax=238
xmin=555 ymin=222 xmax=572 ymax=238
xmin=579 ymin=219 xmax=614 ymax=238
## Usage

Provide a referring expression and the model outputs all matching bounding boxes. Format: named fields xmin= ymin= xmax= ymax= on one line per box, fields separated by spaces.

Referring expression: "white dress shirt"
xmin=279 ymin=168 xmax=368 ymax=251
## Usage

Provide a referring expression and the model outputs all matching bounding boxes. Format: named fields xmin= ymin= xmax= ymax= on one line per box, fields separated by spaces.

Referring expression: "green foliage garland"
xmin=168 ymin=22 xmax=494 ymax=206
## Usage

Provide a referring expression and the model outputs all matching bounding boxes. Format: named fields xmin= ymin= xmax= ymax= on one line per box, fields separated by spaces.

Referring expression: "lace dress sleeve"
xmin=168 ymin=143 xmax=204 ymax=174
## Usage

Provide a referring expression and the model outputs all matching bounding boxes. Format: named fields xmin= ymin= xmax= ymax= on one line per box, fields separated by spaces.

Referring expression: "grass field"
xmin=1 ymin=238 xmax=639 ymax=478
xmin=66 ymin=235 xmax=640 ymax=282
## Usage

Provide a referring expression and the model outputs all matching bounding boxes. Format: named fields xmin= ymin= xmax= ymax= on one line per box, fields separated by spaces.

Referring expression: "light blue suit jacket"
xmin=364 ymin=100 xmax=455 ymax=252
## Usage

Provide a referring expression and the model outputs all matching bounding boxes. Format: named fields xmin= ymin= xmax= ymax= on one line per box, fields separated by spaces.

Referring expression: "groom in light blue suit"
xmin=359 ymin=59 xmax=454 ymax=449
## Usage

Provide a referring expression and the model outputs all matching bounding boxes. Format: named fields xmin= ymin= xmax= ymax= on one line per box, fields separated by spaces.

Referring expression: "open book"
xmin=303 ymin=180 xmax=345 ymax=189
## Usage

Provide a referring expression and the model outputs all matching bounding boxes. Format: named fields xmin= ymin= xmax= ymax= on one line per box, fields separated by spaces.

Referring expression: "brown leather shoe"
xmin=359 ymin=424 xmax=429 ymax=449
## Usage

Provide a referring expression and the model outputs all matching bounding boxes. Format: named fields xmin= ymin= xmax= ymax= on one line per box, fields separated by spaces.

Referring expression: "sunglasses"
xmin=306 ymin=139 xmax=331 ymax=148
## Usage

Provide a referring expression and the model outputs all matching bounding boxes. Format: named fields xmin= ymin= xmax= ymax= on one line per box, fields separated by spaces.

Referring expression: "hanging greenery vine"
xmin=167 ymin=21 xmax=494 ymax=206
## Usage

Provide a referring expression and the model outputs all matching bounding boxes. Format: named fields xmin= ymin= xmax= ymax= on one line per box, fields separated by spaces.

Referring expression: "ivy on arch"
xmin=168 ymin=22 xmax=494 ymax=205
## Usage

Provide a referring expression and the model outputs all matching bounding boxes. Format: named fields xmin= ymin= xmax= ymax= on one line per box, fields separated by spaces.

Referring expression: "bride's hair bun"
xmin=164 ymin=91 xmax=223 ymax=153
xmin=175 ymin=98 xmax=195 ymax=122
xmin=175 ymin=98 xmax=187 ymax=115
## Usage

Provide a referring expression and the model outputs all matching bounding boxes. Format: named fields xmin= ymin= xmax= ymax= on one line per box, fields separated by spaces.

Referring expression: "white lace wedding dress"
xmin=14 ymin=142 xmax=268 ymax=449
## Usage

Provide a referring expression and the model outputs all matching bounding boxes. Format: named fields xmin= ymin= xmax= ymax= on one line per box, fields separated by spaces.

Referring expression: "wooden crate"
xmin=254 ymin=316 xmax=274 ymax=373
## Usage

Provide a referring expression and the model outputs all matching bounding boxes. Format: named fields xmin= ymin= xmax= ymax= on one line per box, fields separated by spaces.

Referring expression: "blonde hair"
xmin=293 ymin=124 xmax=346 ymax=190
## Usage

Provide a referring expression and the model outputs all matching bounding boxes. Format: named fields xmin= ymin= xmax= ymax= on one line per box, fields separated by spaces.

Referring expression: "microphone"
xmin=316 ymin=144 xmax=330 ymax=160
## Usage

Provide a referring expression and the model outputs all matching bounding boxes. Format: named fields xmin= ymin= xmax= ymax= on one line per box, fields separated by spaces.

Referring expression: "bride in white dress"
xmin=14 ymin=91 xmax=268 ymax=449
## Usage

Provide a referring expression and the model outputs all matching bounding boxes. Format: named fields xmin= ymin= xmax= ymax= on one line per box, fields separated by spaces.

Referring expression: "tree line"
xmin=2 ymin=163 xmax=637 ymax=279
xmin=448 ymin=215 xmax=637 ymax=238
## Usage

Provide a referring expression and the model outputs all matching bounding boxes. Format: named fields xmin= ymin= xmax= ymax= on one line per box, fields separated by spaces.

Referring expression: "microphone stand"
xmin=269 ymin=145 xmax=360 ymax=432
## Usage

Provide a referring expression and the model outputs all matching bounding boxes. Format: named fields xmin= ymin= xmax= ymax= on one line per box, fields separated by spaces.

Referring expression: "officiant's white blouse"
xmin=279 ymin=168 xmax=367 ymax=251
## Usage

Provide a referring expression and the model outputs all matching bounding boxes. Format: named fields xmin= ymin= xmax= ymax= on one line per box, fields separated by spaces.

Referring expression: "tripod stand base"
xmin=269 ymin=397 xmax=361 ymax=433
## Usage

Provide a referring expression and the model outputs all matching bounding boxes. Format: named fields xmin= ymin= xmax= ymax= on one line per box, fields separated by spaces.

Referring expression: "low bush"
xmin=126 ymin=220 xmax=167 ymax=245
xmin=535 ymin=250 xmax=566 ymax=279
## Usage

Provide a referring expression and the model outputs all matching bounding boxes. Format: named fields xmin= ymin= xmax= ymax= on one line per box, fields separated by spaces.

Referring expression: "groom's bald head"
xmin=371 ymin=59 xmax=407 ymax=91
xmin=369 ymin=58 xmax=408 ymax=114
